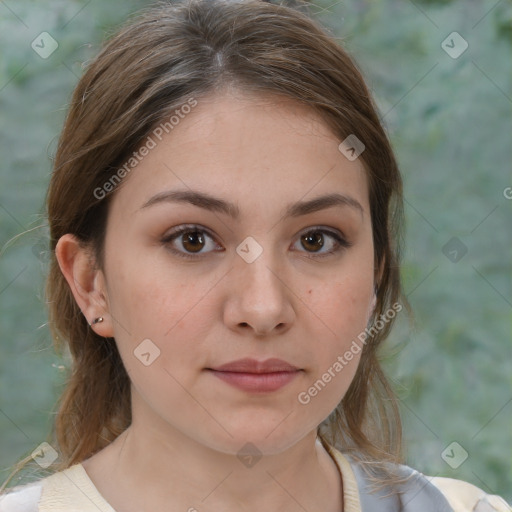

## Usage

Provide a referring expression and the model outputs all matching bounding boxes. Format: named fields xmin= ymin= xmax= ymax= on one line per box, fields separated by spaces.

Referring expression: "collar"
xmin=325 ymin=443 xmax=454 ymax=512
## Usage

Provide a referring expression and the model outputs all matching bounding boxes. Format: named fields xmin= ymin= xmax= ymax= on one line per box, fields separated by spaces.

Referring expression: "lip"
xmin=210 ymin=357 xmax=300 ymax=373
xmin=206 ymin=358 xmax=302 ymax=393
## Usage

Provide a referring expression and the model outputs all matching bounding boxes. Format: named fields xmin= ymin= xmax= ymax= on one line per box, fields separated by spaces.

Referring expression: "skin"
xmin=56 ymin=88 xmax=377 ymax=512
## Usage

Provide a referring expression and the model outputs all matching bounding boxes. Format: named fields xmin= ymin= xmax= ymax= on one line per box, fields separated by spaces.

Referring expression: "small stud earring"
xmin=90 ymin=317 xmax=104 ymax=326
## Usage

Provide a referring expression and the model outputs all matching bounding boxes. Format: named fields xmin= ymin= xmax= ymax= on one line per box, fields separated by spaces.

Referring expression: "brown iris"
xmin=301 ymin=231 xmax=324 ymax=253
xmin=181 ymin=230 xmax=205 ymax=253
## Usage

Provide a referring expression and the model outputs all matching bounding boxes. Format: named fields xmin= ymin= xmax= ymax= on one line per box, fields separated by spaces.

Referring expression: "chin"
xmin=199 ymin=420 xmax=313 ymax=458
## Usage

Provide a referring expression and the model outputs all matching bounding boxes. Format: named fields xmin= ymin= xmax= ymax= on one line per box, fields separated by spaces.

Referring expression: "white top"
xmin=0 ymin=447 xmax=510 ymax=511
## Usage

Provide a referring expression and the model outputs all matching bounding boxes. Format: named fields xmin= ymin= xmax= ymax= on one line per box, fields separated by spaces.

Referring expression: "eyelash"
xmin=161 ymin=224 xmax=352 ymax=261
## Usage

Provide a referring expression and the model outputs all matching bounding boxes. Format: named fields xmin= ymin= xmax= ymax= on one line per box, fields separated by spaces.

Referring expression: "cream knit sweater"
xmin=0 ymin=447 xmax=510 ymax=511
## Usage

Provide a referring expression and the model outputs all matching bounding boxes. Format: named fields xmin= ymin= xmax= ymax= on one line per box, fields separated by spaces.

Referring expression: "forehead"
xmin=109 ymin=89 xmax=370 ymax=219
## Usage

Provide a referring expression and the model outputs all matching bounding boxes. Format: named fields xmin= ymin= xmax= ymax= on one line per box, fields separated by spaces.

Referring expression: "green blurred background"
xmin=1 ymin=0 xmax=511 ymax=502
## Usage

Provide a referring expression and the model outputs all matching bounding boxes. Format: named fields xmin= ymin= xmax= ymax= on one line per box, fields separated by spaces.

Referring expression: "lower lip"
xmin=207 ymin=370 xmax=300 ymax=393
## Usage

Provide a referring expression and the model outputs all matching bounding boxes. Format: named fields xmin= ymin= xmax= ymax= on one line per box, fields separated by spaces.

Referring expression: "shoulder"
xmin=428 ymin=475 xmax=512 ymax=512
xmin=0 ymin=481 xmax=43 ymax=512
xmin=0 ymin=463 xmax=91 ymax=512
xmin=2 ymin=463 xmax=116 ymax=512
xmin=331 ymin=447 xmax=511 ymax=512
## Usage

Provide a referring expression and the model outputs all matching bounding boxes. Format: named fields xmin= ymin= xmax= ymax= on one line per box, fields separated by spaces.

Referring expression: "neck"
xmin=83 ymin=409 xmax=343 ymax=512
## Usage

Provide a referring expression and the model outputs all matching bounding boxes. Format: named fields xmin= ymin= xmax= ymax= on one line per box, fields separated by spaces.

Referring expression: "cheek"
xmin=298 ymin=271 xmax=373 ymax=406
xmin=105 ymin=250 xmax=203 ymax=333
xmin=105 ymin=255 xmax=219 ymax=382
xmin=308 ymin=271 xmax=374 ymax=343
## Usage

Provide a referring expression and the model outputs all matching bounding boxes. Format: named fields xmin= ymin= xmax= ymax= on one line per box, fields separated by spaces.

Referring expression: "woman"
xmin=0 ymin=0 xmax=510 ymax=510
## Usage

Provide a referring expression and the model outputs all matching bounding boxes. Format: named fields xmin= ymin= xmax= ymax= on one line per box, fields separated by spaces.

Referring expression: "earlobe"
xmin=55 ymin=233 xmax=114 ymax=337
xmin=371 ymin=257 xmax=385 ymax=315
xmin=366 ymin=289 xmax=377 ymax=324
xmin=375 ymin=257 xmax=384 ymax=291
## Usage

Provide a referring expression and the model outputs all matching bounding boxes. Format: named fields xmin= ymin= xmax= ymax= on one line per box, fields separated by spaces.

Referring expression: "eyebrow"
xmin=140 ymin=189 xmax=364 ymax=219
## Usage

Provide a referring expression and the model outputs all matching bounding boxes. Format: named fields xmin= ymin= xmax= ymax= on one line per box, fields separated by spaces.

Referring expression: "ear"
xmin=55 ymin=233 xmax=114 ymax=338
xmin=366 ymin=289 xmax=377 ymax=325
xmin=366 ymin=256 xmax=385 ymax=323
xmin=374 ymin=255 xmax=385 ymax=295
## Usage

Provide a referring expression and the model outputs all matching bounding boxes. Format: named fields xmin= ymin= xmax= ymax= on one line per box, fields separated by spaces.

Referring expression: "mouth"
xmin=205 ymin=358 xmax=303 ymax=393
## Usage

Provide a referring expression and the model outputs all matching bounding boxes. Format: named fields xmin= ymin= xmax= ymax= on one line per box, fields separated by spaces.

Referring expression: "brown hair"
xmin=3 ymin=0 xmax=405 ymax=491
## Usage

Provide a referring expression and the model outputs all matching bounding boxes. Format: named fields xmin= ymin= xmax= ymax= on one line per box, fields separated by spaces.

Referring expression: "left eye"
xmin=292 ymin=228 xmax=350 ymax=257
xmin=161 ymin=224 xmax=350 ymax=260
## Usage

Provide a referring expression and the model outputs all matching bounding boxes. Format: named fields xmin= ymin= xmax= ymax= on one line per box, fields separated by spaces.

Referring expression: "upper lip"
xmin=208 ymin=358 xmax=300 ymax=373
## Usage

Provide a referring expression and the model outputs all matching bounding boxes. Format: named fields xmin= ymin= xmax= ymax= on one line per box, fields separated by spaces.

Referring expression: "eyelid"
xmin=162 ymin=223 xmax=216 ymax=242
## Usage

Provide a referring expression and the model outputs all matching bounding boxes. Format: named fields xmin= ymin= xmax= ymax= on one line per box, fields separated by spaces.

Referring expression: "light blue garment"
xmin=346 ymin=455 xmax=454 ymax=511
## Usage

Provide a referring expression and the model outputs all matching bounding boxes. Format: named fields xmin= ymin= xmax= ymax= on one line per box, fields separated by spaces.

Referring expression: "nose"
xmin=223 ymin=249 xmax=295 ymax=337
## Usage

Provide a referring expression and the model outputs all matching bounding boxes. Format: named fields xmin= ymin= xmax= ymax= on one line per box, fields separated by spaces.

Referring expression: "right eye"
xmin=161 ymin=224 xmax=224 ymax=260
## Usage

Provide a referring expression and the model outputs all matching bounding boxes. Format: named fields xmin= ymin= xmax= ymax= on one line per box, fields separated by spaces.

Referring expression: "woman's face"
xmin=94 ymin=90 xmax=375 ymax=455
